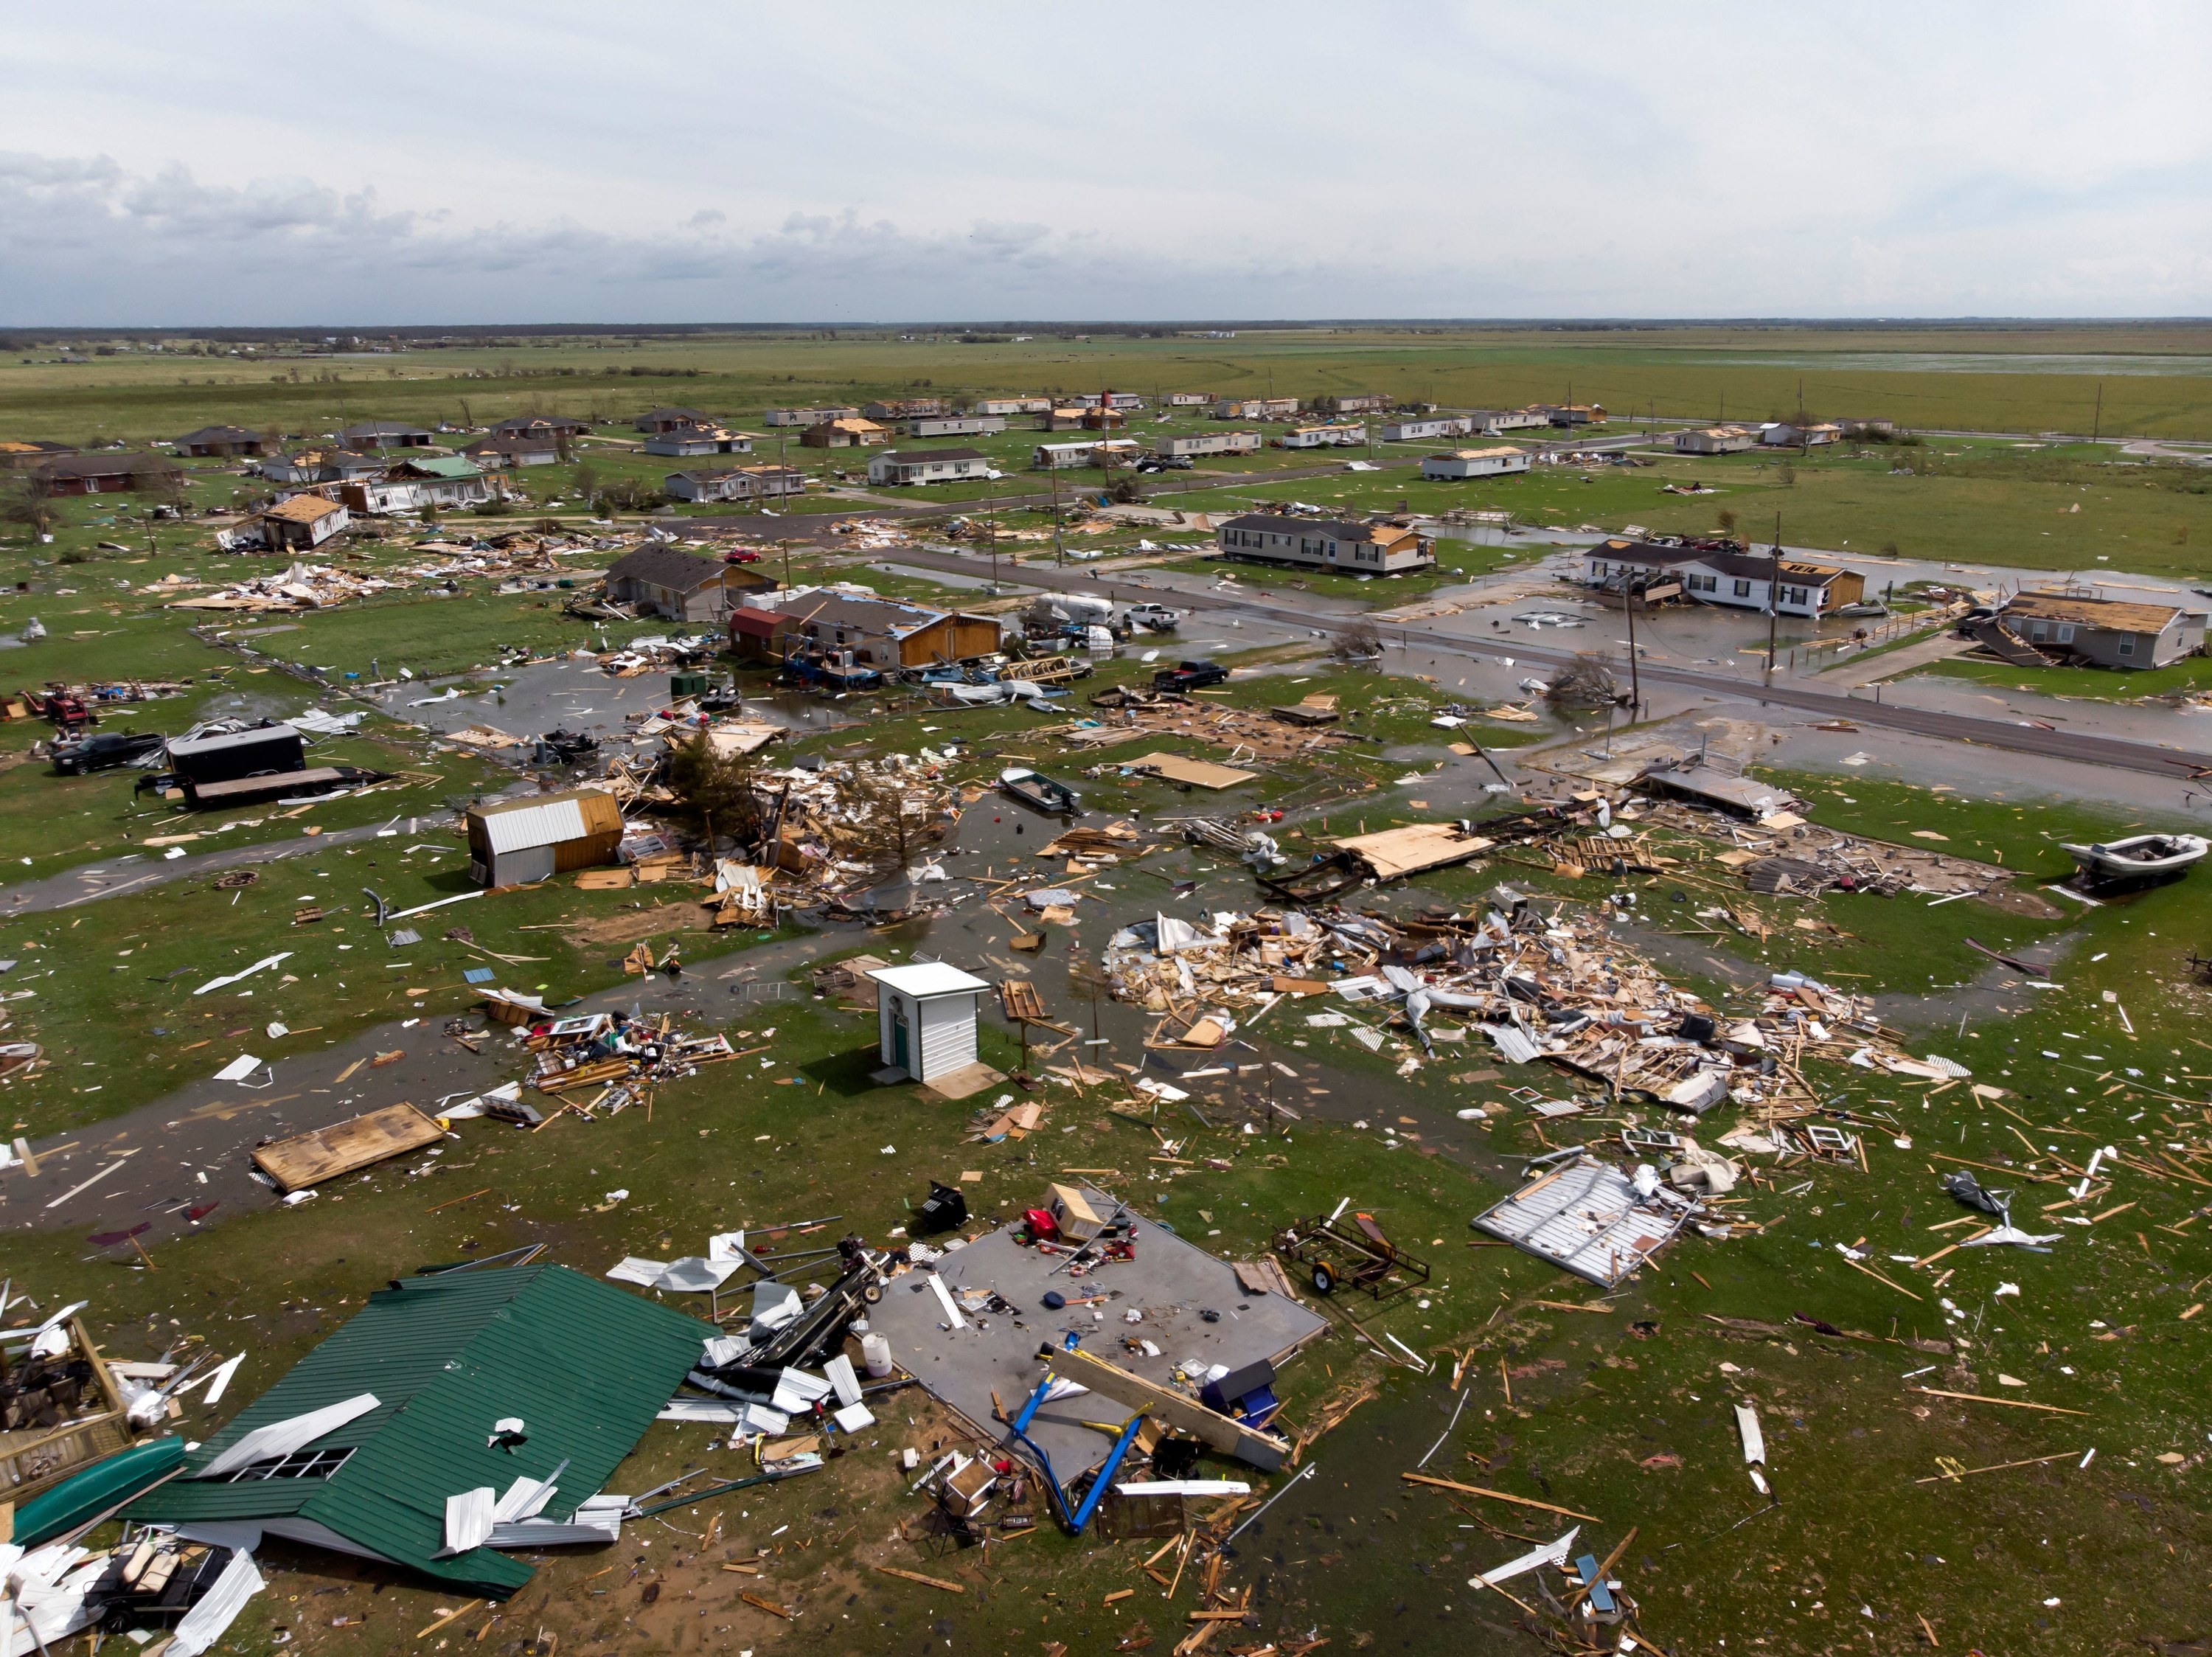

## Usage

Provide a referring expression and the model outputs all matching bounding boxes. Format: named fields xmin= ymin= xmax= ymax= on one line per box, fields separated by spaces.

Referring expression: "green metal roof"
xmin=128 ymin=1263 xmax=711 ymax=1598
xmin=403 ymin=456 xmax=483 ymax=479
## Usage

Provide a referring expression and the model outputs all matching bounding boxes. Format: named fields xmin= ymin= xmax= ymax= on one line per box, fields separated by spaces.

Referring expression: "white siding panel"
xmin=916 ymin=996 xmax=977 ymax=1081
xmin=483 ymin=799 xmax=588 ymax=855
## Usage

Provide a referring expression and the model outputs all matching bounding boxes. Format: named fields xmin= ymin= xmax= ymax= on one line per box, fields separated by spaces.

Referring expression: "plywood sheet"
xmin=251 ymin=1102 xmax=445 ymax=1192
xmin=1126 ymin=752 xmax=1258 ymax=790
xmin=1331 ymin=822 xmax=1495 ymax=880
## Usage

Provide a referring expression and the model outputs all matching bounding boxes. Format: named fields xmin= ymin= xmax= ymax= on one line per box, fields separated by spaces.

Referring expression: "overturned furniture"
xmin=1471 ymin=1156 xmax=1693 ymax=1288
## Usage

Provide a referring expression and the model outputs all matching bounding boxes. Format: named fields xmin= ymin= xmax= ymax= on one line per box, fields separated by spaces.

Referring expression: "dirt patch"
xmin=567 ymin=898 xmax=717 ymax=948
xmin=1975 ymin=882 xmax=2067 ymax=920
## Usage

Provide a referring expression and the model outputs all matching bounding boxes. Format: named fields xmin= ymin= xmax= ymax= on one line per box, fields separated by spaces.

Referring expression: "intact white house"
xmin=867 ymin=448 xmax=993 ymax=486
xmin=1583 ymin=538 xmax=1866 ymax=619
xmin=1466 ymin=408 xmax=1551 ymax=434
xmin=1160 ymin=430 xmax=1261 ymax=459
xmin=1421 ymin=445 xmax=1531 ymax=480
xmin=1380 ymin=415 xmax=1471 ymax=442
xmin=1217 ymin=513 xmax=1436 ymax=576
xmin=908 ymin=414 xmax=1006 ymax=439
xmin=1760 ymin=421 xmax=1841 ymax=447
xmin=1674 ymin=425 xmax=1758 ymax=454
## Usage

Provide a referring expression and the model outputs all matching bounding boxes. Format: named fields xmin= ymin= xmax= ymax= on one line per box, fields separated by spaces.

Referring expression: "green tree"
xmin=665 ymin=731 xmax=762 ymax=847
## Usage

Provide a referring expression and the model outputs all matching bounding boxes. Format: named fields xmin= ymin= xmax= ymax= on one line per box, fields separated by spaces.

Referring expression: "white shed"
xmin=868 ymin=962 xmax=991 ymax=1083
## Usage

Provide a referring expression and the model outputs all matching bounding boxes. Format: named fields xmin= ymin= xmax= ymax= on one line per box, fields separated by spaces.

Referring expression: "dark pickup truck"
xmin=50 ymin=730 xmax=165 ymax=775
xmin=1152 ymin=659 xmax=1230 ymax=692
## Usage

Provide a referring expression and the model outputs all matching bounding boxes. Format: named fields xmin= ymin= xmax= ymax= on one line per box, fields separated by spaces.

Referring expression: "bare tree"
xmin=1066 ymin=946 xmax=1111 ymax=1044
xmin=1 ymin=479 xmax=56 ymax=540
xmin=664 ymin=732 xmax=765 ymax=849
xmin=1543 ymin=652 xmax=1620 ymax=709
xmin=1330 ymin=617 xmax=1383 ymax=663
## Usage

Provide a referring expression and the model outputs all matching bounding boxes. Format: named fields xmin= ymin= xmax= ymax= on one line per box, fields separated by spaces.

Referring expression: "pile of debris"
xmin=484 ymin=1003 xmax=741 ymax=1122
xmin=170 ymin=560 xmax=401 ymax=614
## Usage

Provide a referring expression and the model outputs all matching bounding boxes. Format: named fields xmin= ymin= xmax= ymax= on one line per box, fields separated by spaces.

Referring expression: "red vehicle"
xmin=34 ymin=689 xmax=93 ymax=732
xmin=723 ymin=549 xmax=762 ymax=565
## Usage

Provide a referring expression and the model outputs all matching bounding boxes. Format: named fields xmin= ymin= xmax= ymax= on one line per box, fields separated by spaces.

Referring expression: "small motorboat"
xmin=2061 ymin=833 xmax=2209 ymax=886
xmin=1833 ymin=600 xmax=1891 ymax=619
xmin=999 ymin=766 xmax=1084 ymax=816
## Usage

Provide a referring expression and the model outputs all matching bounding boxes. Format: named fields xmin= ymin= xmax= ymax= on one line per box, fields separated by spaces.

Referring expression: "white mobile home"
xmin=908 ymin=414 xmax=1006 ymax=438
xmin=869 ymin=962 xmax=990 ymax=1083
xmin=971 ymin=397 xmax=1051 ymax=416
xmin=1160 ymin=430 xmax=1261 ymax=459
xmin=1467 ymin=408 xmax=1551 ymax=434
xmin=1033 ymin=438 xmax=1139 ymax=469
xmin=1276 ymin=424 xmax=1365 ymax=450
xmin=1382 ymin=415 xmax=1470 ymax=442
xmin=1217 ymin=513 xmax=1436 ymax=576
xmin=1421 ymin=445 xmax=1531 ymax=480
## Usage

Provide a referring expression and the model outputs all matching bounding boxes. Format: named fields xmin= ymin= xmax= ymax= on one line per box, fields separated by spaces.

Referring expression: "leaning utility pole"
xmin=1623 ymin=570 xmax=1641 ymax=716
xmin=2091 ymin=379 xmax=2104 ymax=445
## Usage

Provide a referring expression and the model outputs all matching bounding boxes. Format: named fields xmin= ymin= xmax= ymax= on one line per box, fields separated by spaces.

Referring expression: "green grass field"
xmin=11 ymin=322 xmax=2212 ymax=444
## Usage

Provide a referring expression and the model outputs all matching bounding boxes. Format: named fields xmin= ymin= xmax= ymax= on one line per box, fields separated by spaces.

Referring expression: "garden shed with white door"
xmin=868 ymin=962 xmax=990 ymax=1083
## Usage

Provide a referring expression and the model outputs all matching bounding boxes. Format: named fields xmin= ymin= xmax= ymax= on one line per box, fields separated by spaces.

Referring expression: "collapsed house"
xmin=126 ymin=1263 xmax=712 ymax=1598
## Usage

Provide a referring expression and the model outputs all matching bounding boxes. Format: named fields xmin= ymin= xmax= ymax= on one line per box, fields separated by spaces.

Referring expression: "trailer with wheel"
xmin=1272 ymin=1210 xmax=1430 ymax=1301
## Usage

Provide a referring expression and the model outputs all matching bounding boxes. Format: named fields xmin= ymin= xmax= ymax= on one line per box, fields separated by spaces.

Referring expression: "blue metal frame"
xmin=1002 ymin=1367 xmax=1146 ymax=1536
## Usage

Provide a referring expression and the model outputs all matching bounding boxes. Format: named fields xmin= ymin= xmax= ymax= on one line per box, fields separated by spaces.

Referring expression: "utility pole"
xmin=1051 ymin=467 xmax=1065 ymax=567
xmin=2091 ymin=379 xmax=2104 ymax=445
xmin=1623 ymin=567 xmax=1641 ymax=717
xmin=1765 ymin=511 xmax=1782 ymax=689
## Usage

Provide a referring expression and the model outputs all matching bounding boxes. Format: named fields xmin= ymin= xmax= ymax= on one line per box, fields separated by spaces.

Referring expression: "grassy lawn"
xmin=1920 ymin=651 xmax=2212 ymax=700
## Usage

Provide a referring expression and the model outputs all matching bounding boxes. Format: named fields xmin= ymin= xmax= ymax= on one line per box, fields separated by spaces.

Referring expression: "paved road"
xmin=880 ymin=543 xmax=2212 ymax=780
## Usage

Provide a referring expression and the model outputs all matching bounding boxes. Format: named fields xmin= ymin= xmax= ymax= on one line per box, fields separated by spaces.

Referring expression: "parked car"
xmin=1152 ymin=659 xmax=1229 ymax=692
xmin=50 ymin=730 xmax=165 ymax=775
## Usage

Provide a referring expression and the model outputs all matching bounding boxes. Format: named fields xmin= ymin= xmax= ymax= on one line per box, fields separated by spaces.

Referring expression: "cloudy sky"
xmin=2 ymin=3 xmax=2206 ymax=325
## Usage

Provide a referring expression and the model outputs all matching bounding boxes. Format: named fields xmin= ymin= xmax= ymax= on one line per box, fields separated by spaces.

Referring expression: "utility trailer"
xmin=1272 ymin=1210 xmax=1431 ymax=1301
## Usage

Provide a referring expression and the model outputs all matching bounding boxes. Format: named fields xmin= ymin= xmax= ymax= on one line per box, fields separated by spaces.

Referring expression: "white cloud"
xmin=0 ymin=3 xmax=2206 ymax=322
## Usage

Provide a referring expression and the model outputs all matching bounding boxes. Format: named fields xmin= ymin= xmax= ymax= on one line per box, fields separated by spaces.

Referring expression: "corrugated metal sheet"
xmin=481 ymin=798 xmax=586 ymax=855
xmin=1472 ymin=1160 xmax=1685 ymax=1288
xmin=128 ymin=1264 xmax=711 ymax=1598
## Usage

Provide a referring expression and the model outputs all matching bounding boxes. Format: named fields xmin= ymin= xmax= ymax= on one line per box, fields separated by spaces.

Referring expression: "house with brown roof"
xmin=799 ymin=417 xmax=888 ymax=449
xmin=604 ymin=544 xmax=778 ymax=622
xmin=634 ymin=406 xmax=712 ymax=433
xmin=0 ymin=440 xmax=77 ymax=471
xmin=173 ymin=425 xmax=270 ymax=458
xmin=252 ymin=493 xmax=350 ymax=550
xmin=262 ymin=448 xmax=388 ymax=485
xmin=340 ymin=421 xmax=434 ymax=450
xmin=491 ymin=415 xmax=589 ymax=442
xmin=33 ymin=452 xmax=183 ymax=496
xmin=1996 ymin=590 xmax=2208 ymax=670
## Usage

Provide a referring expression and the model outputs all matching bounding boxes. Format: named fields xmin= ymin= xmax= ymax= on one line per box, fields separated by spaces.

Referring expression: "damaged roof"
xmin=127 ymin=1263 xmax=712 ymax=1598
xmin=2005 ymin=589 xmax=2198 ymax=633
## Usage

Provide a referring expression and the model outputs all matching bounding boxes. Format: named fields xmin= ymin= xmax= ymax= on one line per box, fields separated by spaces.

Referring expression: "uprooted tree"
xmin=664 ymin=732 xmax=766 ymax=847
xmin=1330 ymin=618 xmax=1383 ymax=662
xmin=1543 ymin=652 xmax=1621 ymax=709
